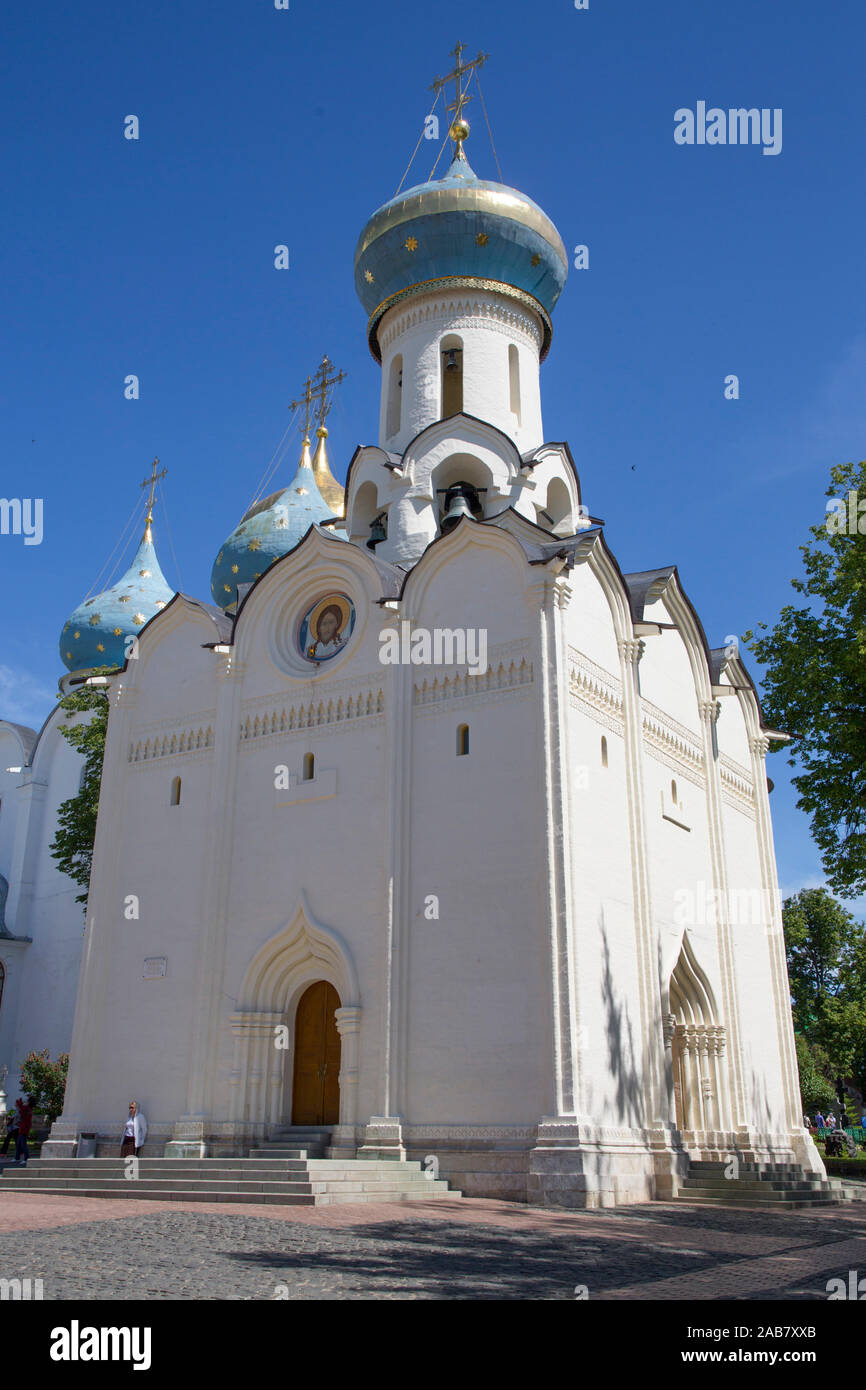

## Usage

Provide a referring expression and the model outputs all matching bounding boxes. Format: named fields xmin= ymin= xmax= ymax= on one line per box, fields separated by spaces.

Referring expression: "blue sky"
xmin=1 ymin=0 xmax=864 ymax=909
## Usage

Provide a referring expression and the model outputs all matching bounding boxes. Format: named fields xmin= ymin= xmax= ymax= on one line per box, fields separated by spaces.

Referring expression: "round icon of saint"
xmin=298 ymin=593 xmax=355 ymax=663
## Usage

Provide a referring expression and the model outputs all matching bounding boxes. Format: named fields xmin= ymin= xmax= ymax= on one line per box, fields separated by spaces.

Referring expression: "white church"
xmin=1 ymin=58 xmax=824 ymax=1206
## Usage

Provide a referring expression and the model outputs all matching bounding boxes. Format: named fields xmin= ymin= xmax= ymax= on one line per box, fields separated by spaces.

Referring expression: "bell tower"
xmin=353 ymin=45 xmax=568 ymax=456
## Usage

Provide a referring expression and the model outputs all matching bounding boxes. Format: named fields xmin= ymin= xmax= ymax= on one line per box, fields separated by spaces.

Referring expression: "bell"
xmin=366 ymin=514 xmax=387 ymax=550
xmin=444 ymin=348 xmax=459 ymax=372
xmin=441 ymin=486 xmax=474 ymax=533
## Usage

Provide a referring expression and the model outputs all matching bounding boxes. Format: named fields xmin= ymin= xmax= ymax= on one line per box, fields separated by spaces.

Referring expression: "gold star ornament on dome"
xmin=476 ymin=232 xmax=488 ymax=246
xmin=248 ymin=537 xmax=262 ymax=551
xmin=531 ymin=253 xmax=541 ymax=267
xmin=364 ymin=269 xmax=374 ymax=283
xmin=405 ymin=236 xmax=418 ymax=252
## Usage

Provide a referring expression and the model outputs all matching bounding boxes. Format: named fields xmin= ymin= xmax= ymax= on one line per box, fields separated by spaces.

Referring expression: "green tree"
xmin=783 ymin=887 xmax=866 ymax=1093
xmin=49 ymin=675 xmax=110 ymax=907
xmin=793 ymin=1033 xmax=836 ymax=1114
xmin=18 ymin=1049 xmax=69 ymax=1124
xmin=745 ymin=459 xmax=866 ymax=898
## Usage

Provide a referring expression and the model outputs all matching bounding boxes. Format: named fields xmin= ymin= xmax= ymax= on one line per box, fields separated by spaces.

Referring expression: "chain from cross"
xmin=430 ymin=41 xmax=488 ymax=129
xmin=140 ymin=458 xmax=168 ymax=520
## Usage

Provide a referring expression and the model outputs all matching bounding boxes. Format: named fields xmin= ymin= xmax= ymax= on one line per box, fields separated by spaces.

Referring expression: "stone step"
xmin=1 ymin=1154 xmax=461 ymax=1206
xmin=679 ymin=1183 xmax=839 ymax=1203
xmin=248 ymin=1147 xmax=322 ymax=1159
xmin=681 ymin=1184 xmax=839 ymax=1195
xmin=0 ymin=1182 xmax=456 ymax=1206
xmin=1 ymin=1174 xmax=454 ymax=1196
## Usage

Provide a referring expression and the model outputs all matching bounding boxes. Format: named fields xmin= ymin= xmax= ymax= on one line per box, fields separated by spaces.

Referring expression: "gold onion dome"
xmin=311 ymin=425 xmax=345 ymax=515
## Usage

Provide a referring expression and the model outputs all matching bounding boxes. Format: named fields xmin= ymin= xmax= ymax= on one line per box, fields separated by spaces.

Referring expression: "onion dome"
xmin=311 ymin=425 xmax=345 ymax=515
xmin=354 ymin=134 xmax=568 ymax=361
xmin=59 ymin=514 xmax=173 ymax=672
xmin=210 ymin=436 xmax=335 ymax=611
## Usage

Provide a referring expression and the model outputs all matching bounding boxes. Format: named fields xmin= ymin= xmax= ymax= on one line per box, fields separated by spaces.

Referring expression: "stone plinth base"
xmin=357 ymin=1116 xmax=405 ymax=1161
xmin=164 ymin=1140 xmax=207 ymax=1159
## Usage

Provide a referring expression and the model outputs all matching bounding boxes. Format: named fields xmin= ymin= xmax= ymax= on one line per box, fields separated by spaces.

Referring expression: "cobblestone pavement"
xmin=0 ymin=1194 xmax=864 ymax=1299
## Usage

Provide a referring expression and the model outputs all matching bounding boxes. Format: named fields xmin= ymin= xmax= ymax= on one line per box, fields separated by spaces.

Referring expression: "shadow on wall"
xmin=599 ymin=919 xmax=645 ymax=1129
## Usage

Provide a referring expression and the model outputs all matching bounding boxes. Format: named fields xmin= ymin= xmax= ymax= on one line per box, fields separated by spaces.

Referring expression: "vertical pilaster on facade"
xmin=617 ymin=634 xmax=665 ymax=1129
xmin=747 ymin=731 xmax=823 ymax=1171
xmin=697 ymin=696 xmax=746 ymax=1135
xmin=530 ymin=568 xmax=582 ymax=1121
xmin=381 ymin=616 xmax=412 ymax=1130
xmin=173 ymin=655 xmax=245 ymax=1138
xmin=4 ymin=777 xmax=49 ymax=932
xmin=46 ymin=679 xmax=137 ymax=1155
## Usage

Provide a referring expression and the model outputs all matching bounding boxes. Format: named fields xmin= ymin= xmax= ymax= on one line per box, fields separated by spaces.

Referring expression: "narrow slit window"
xmin=508 ymin=344 xmax=521 ymax=425
xmin=601 ymin=736 xmax=608 ymax=768
xmin=387 ymin=354 xmax=403 ymax=438
xmin=441 ymin=338 xmax=463 ymax=417
xmin=671 ymin=779 xmax=677 ymax=805
xmin=170 ymin=776 xmax=182 ymax=806
xmin=457 ymin=724 xmax=469 ymax=757
xmin=303 ymin=752 xmax=315 ymax=781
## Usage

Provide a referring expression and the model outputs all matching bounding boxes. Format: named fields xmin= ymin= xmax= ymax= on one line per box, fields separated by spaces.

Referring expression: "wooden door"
xmin=291 ymin=980 xmax=341 ymax=1125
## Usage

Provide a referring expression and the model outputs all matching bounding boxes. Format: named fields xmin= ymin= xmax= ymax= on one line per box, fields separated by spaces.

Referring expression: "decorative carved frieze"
xmin=240 ymin=690 xmax=385 ymax=744
xmin=567 ymin=651 xmax=624 ymax=729
xmin=128 ymin=724 xmax=215 ymax=764
xmin=641 ymin=703 xmax=705 ymax=787
xmin=414 ymin=657 xmax=533 ymax=710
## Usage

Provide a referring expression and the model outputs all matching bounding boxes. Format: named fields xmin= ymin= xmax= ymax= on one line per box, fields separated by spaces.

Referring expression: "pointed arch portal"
xmin=228 ymin=898 xmax=360 ymax=1136
xmin=664 ymin=934 xmax=728 ymax=1142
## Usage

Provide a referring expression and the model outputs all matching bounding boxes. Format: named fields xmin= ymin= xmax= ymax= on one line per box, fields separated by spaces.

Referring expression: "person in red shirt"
xmin=13 ymin=1095 xmax=36 ymax=1166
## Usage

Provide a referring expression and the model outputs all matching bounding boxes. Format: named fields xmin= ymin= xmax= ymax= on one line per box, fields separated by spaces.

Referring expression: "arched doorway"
xmin=291 ymin=980 xmax=341 ymax=1125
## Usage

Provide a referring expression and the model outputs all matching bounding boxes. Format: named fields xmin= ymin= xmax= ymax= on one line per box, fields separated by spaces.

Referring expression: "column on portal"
xmin=335 ymin=1005 xmax=362 ymax=1131
xmin=748 ymin=730 xmax=803 ymax=1132
xmin=617 ymin=636 xmax=665 ymax=1127
xmin=697 ymin=698 xmax=746 ymax=1136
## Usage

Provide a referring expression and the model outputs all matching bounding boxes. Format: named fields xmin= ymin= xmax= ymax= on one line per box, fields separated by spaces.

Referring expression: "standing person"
xmin=815 ymin=1110 xmax=826 ymax=1128
xmin=120 ymin=1101 xmax=147 ymax=1157
xmin=826 ymin=1111 xmax=837 ymax=1129
xmin=13 ymin=1095 xmax=36 ymax=1166
xmin=1 ymin=1104 xmax=19 ymax=1156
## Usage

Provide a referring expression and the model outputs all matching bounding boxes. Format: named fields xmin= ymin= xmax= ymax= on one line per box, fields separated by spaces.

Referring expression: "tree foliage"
xmin=793 ymin=1033 xmax=836 ymax=1113
xmin=745 ymin=459 xmax=866 ymax=898
xmin=48 ymin=675 xmax=110 ymax=906
xmin=17 ymin=1049 xmax=69 ymax=1124
xmin=784 ymin=887 xmax=866 ymax=1095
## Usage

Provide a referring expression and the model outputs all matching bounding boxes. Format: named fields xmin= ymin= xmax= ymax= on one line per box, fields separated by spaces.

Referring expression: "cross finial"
xmin=290 ymin=376 xmax=316 ymax=441
xmin=310 ymin=354 xmax=347 ymax=430
xmin=430 ymin=41 xmax=488 ymax=152
xmin=140 ymin=458 xmax=168 ymax=539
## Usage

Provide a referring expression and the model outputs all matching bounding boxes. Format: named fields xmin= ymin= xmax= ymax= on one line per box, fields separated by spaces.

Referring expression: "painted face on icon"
xmin=298 ymin=594 xmax=356 ymax=663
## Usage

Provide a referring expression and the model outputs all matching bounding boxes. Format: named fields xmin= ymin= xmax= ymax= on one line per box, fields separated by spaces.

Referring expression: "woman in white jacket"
xmin=120 ymin=1101 xmax=147 ymax=1157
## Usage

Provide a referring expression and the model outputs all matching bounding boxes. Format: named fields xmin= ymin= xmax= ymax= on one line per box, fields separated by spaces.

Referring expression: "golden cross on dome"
xmin=430 ymin=41 xmax=488 ymax=147
xmin=290 ymin=375 xmax=315 ymax=440
xmin=310 ymin=354 xmax=347 ymax=429
xmin=140 ymin=458 xmax=168 ymax=533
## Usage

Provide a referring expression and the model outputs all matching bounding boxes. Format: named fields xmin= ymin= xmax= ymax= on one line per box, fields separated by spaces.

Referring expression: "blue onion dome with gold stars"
xmin=210 ymin=436 xmax=335 ymax=611
xmin=354 ymin=125 xmax=568 ymax=362
xmin=59 ymin=516 xmax=174 ymax=672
